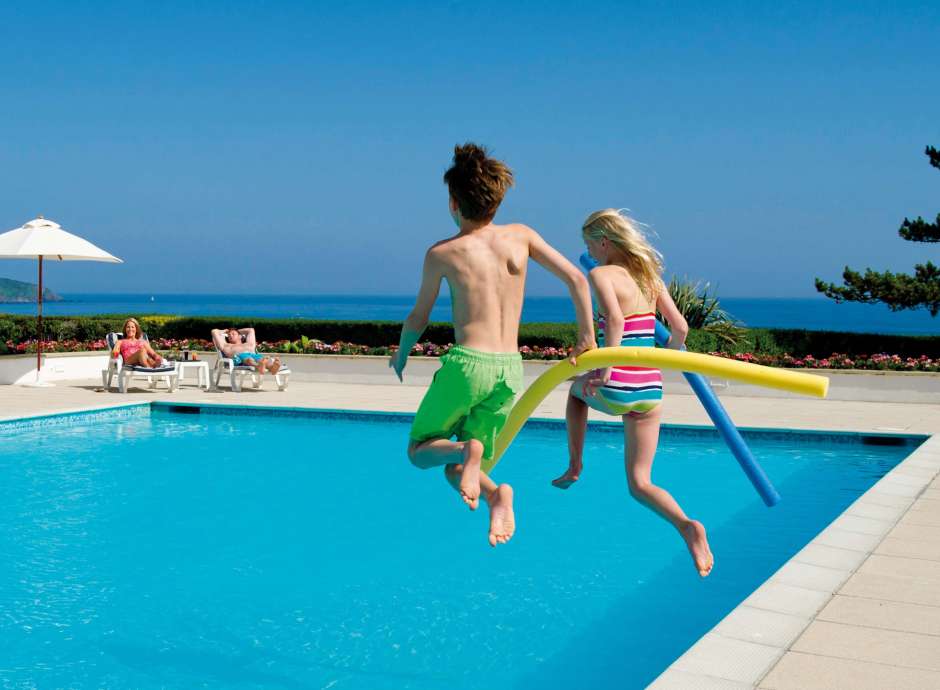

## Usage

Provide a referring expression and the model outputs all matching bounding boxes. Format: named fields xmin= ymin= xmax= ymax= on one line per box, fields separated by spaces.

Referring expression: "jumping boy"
xmin=390 ymin=143 xmax=596 ymax=547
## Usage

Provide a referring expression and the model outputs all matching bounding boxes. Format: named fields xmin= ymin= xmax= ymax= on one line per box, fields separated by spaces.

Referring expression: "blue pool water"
xmin=0 ymin=405 xmax=922 ymax=689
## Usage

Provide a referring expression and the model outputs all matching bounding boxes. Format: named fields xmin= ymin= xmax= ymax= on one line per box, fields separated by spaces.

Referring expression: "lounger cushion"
xmin=124 ymin=363 xmax=176 ymax=373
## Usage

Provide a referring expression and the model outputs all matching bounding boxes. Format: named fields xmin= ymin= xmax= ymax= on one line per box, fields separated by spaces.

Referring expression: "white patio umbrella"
xmin=0 ymin=216 xmax=122 ymax=386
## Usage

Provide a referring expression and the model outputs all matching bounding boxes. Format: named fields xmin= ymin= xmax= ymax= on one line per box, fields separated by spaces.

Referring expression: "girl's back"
xmin=593 ymin=264 xmax=656 ymax=321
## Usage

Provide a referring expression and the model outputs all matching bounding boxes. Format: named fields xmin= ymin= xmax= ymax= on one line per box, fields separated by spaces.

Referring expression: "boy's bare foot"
xmin=551 ymin=468 xmax=580 ymax=490
xmin=270 ymin=358 xmax=282 ymax=374
xmin=487 ymin=484 xmax=515 ymax=547
xmin=458 ymin=440 xmax=483 ymax=510
xmin=681 ymin=520 xmax=714 ymax=577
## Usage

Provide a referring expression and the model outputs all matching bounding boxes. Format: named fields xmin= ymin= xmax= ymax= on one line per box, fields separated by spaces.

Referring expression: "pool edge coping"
xmin=646 ymin=431 xmax=940 ymax=690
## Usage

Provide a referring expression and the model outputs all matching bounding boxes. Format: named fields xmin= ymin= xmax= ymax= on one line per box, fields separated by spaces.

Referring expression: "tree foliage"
xmin=816 ymin=145 xmax=939 ymax=316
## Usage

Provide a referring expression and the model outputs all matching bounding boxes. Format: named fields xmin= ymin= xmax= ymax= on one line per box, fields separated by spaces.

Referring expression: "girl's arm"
xmin=587 ymin=267 xmax=624 ymax=388
xmin=111 ymin=340 xmax=122 ymax=358
xmin=656 ymin=282 xmax=689 ymax=349
xmin=390 ymin=248 xmax=443 ymax=381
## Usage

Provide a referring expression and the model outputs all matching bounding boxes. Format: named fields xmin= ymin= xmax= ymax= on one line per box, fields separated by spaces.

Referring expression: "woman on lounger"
xmin=213 ymin=327 xmax=282 ymax=375
xmin=112 ymin=318 xmax=165 ymax=368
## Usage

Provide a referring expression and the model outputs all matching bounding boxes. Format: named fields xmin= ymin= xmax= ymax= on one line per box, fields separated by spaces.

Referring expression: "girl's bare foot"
xmin=270 ymin=358 xmax=282 ymax=374
xmin=458 ymin=440 xmax=483 ymax=510
xmin=551 ymin=466 xmax=581 ymax=490
xmin=487 ymin=484 xmax=515 ymax=547
xmin=681 ymin=520 xmax=714 ymax=577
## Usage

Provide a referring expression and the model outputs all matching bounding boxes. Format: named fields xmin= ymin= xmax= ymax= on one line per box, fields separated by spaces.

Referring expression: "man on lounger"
xmin=212 ymin=327 xmax=282 ymax=375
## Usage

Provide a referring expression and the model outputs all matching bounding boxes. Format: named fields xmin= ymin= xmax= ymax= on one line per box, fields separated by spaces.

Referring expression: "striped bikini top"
xmin=597 ymin=311 xmax=657 ymax=348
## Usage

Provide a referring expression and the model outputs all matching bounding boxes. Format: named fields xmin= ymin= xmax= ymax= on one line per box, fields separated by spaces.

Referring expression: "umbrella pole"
xmin=37 ymin=256 xmax=43 ymax=376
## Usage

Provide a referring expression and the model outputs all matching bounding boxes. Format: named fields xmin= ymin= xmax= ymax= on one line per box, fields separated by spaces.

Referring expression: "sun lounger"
xmin=212 ymin=330 xmax=290 ymax=392
xmin=102 ymin=332 xmax=178 ymax=393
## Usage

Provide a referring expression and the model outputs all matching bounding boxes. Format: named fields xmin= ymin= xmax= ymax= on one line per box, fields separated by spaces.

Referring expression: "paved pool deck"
xmin=3 ymin=377 xmax=939 ymax=690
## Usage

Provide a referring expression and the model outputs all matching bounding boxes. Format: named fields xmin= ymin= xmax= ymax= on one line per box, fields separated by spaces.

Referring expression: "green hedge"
xmin=1 ymin=314 xmax=938 ymax=358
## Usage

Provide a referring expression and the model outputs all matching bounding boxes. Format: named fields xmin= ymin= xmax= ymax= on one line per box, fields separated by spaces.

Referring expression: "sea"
xmin=1 ymin=293 xmax=937 ymax=335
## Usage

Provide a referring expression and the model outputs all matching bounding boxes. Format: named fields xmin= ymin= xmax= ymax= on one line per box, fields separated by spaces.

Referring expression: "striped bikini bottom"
xmin=573 ymin=365 xmax=663 ymax=417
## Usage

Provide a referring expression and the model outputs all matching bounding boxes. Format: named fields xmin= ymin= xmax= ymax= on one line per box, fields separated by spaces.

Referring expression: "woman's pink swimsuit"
xmin=119 ymin=339 xmax=144 ymax=359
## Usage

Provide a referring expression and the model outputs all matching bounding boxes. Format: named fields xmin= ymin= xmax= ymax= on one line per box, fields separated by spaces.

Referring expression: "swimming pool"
xmin=0 ymin=404 xmax=924 ymax=689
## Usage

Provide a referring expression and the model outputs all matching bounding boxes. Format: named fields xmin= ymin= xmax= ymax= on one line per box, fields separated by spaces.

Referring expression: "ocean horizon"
xmin=0 ymin=293 xmax=937 ymax=336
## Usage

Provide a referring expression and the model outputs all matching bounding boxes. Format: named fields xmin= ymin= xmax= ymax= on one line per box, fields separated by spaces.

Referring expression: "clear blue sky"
xmin=0 ymin=1 xmax=937 ymax=297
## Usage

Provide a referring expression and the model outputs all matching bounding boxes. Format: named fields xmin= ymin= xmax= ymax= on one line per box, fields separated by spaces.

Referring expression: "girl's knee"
xmin=628 ymin=477 xmax=653 ymax=499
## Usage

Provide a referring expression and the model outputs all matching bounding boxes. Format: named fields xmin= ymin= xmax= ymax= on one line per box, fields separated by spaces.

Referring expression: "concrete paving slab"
xmin=817 ymin=594 xmax=940 ymax=637
xmin=759 ymin=651 xmax=940 ymax=690
xmin=858 ymin=553 xmax=940 ymax=582
xmin=901 ymin=510 xmax=940 ymax=528
xmin=875 ymin=536 xmax=940 ymax=561
xmin=791 ymin=620 xmax=940 ymax=671
xmin=840 ymin=571 xmax=940 ymax=607
xmin=886 ymin=522 xmax=940 ymax=545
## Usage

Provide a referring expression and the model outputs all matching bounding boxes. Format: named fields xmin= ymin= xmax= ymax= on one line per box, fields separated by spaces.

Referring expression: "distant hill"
xmin=0 ymin=277 xmax=62 ymax=303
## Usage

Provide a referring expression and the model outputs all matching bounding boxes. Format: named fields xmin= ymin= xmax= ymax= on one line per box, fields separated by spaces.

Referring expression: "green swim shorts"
xmin=409 ymin=345 xmax=524 ymax=462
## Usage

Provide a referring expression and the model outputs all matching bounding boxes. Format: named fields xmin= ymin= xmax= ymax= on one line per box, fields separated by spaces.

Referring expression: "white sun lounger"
xmin=211 ymin=329 xmax=290 ymax=392
xmin=102 ymin=332 xmax=178 ymax=393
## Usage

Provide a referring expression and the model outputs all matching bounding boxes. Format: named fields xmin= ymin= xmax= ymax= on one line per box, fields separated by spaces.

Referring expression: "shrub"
xmin=1 ymin=314 xmax=938 ymax=359
xmin=665 ymin=277 xmax=747 ymax=349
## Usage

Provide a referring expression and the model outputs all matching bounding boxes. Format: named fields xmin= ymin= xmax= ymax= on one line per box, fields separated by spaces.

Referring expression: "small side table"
xmin=176 ymin=360 xmax=210 ymax=391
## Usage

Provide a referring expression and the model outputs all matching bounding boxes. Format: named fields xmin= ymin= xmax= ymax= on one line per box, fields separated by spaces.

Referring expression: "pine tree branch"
xmin=928 ymin=145 xmax=940 ymax=170
xmin=899 ymin=214 xmax=940 ymax=242
xmin=815 ymin=262 xmax=940 ymax=317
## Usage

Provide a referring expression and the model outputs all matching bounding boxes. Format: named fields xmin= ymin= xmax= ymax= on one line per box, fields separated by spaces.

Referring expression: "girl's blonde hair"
xmin=122 ymin=318 xmax=142 ymax=338
xmin=582 ymin=208 xmax=664 ymax=302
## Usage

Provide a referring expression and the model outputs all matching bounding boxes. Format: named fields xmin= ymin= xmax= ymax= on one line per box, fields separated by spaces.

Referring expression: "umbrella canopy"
xmin=0 ymin=217 xmax=122 ymax=262
xmin=0 ymin=216 xmax=123 ymax=384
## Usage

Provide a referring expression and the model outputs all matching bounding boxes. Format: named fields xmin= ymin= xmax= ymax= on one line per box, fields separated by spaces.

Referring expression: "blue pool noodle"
xmin=578 ymin=253 xmax=780 ymax=507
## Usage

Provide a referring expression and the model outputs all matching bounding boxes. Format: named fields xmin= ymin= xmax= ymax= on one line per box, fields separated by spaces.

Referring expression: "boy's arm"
xmin=656 ymin=283 xmax=689 ymax=349
xmin=526 ymin=229 xmax=596 ymax=363
xmin=390 ymin=249 xmax=443 ymax=381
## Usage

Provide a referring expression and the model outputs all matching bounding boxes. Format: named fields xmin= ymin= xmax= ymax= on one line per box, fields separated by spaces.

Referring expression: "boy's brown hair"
xmin=443 ymin=143 xmax=514 ymax=222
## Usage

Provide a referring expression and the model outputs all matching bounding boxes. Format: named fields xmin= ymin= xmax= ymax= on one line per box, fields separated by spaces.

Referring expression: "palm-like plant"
xmin=663 ymin=276 xmax=746 ymax=349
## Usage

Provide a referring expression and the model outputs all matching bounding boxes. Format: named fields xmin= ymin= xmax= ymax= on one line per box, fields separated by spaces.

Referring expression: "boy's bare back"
xmin=427 ymin=222 xmax=533 ymax=353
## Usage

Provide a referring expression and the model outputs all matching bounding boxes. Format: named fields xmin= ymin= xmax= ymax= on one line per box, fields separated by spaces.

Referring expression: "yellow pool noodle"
xmin=483 ymin=347 xmax=829 ymax=473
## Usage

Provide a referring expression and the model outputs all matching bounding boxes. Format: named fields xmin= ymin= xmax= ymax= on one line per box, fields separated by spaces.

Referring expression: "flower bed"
xmin=7 ymin=337 xmax=939 ymax=372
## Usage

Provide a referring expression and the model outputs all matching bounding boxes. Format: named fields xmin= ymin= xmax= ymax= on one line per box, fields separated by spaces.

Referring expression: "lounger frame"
xmin=102 ymin=332 xmax=179 ymax=394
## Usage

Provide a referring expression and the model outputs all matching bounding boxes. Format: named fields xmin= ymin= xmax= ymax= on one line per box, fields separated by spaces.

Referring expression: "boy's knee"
xmin=407 ymin=441 xmax=422 ymax=468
